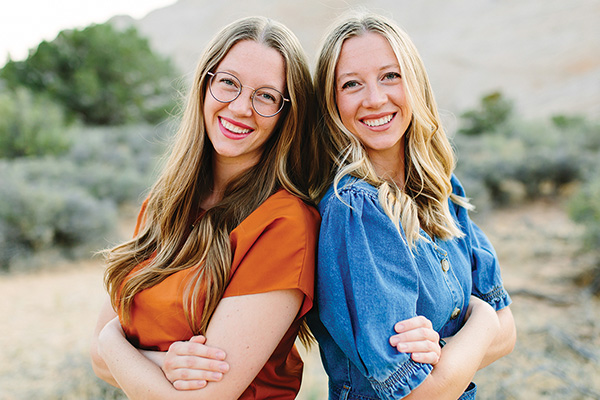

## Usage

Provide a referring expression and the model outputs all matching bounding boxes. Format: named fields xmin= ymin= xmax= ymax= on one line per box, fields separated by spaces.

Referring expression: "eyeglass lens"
xmin=209 ymin=72 xmax=285 ymax=117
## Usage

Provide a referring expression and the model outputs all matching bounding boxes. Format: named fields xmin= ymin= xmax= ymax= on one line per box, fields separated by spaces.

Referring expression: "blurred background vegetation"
xmin=0 ymin=22 xmax=178 ymax=272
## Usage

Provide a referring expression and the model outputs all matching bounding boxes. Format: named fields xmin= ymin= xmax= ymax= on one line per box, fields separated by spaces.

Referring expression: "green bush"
xmin=458 ymin=91 xmax=514 ymax=136
xmin=1 ymin=23 xmax=178 ymax=125
xmin=0 ymin=123 xmax=169 ymax=271
xmin=454 ymin=94 xmax=598 ymax=206
xmin=0 ymin=167 xmax=118 ymax=270
xmin=0 ymin=86 xmax=72 ymax=158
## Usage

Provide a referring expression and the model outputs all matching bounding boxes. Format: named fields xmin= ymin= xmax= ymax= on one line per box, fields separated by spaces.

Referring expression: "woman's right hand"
xmin=389 ymin=316 xmax=442 ymax=365
xmin=162 ymin=335 xmax=230 ymax=390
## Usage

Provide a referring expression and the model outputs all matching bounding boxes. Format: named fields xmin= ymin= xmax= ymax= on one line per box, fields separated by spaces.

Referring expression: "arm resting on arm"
xmin=403 ymin=296 xmax=500 ymax=400
xmin=97 ymin=289 xmax=303 ymax=400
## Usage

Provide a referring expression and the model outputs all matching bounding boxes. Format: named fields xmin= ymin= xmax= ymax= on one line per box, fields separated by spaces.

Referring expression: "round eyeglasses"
xmin=207 ymin=71 xmax=289 ymax=117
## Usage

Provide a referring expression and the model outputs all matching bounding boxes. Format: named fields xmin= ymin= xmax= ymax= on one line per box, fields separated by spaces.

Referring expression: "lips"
xmin=361 ymin=113 xmax=396 ymax=128
xmin=218 ymin=117 xmax=254 ymax=140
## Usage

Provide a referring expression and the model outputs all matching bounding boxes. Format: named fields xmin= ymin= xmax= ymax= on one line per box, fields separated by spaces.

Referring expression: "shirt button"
xmin=451 ymin=307 xmax=461 ymax=320
xmin=441 ymin=259 xmax=449 ymax=272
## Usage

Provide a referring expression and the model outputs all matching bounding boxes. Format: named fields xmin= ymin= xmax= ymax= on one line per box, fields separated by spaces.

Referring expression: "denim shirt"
xmin=307 ymin=174 xmax=512 ymax=400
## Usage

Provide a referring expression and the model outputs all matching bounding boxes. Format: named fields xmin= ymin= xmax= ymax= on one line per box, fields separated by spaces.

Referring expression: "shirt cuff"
xmin=478 ymin=285 xmax=512 ymax=311
xmin=368 ymin=359 xmax=433 ymax=399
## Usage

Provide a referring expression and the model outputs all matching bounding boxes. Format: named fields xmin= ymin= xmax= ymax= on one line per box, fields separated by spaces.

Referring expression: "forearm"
xmin=98 ymin=322 xmax=199 ymax=400
xmin=90 ymin=339 xmax=121 ymax=388
xmin=478 ymin=307 xmax=516 ymax=369
xmin=404 ymin=301 xmax=500 ymax=399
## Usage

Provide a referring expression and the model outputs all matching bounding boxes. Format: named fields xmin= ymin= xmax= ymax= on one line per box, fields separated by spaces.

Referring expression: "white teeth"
xmin=220 ymin=118 xmax=252 ymax=134
xmin=363 ymin=114 xmax=393 ymax=127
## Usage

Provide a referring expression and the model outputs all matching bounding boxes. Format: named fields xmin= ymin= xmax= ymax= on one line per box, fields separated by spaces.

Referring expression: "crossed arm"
xmin=90 ymin=288 xmax=303 ymax=400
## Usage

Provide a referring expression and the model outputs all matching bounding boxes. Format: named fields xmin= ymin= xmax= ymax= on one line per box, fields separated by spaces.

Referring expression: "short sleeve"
xmin=316 ymin=183 xmax=432 ymax=399
xmin=223 ymin=193 xmax=319 ymax=319
xmin=451 ymin=175 xmax=512 ymax=311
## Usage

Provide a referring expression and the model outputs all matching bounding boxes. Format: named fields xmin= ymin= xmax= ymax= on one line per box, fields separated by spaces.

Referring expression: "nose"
xmin=228 ymin=88 xmax=254 ymax=117
xmin=362 ymin=84 xmax=387 ymax=109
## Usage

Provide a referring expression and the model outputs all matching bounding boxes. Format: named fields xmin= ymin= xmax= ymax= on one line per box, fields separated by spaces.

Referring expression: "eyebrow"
xmin=218 ymin=68 xmax=285 ymax=91
xmin=336 ymin=63 xmax=400 ymax=84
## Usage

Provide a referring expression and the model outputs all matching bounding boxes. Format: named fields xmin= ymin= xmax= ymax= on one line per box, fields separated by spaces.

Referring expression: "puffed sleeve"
xmin=451 ymin=175 xmax=512 ymax=310
xmin=316 ymin=185 xmax=432 ymax=399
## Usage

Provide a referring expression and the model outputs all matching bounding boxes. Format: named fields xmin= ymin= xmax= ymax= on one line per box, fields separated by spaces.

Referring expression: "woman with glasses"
xmin=89 ymin=16 xmax=322 ymax=399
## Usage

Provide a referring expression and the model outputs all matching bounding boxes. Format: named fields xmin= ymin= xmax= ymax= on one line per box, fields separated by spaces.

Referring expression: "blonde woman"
xmin=90 ymin=16 xmax=322 ymax=399
xmin=307 ymin=11 xmax=516 ymax=399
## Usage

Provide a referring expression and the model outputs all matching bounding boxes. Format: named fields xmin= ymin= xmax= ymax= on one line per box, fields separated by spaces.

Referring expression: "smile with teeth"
xmin=362 ymin=113 xmax=395 ymax=127
xmin=220 ymin=117 xmax=252 ymax=134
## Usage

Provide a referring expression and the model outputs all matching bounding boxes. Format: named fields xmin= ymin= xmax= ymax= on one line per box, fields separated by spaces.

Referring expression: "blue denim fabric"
xmin=307 ymin=174 xmax=511 ymax=399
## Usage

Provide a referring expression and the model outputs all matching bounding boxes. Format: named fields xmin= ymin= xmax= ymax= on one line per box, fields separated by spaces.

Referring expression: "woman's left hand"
xmin=389 ymin=316 xmax=442 ymax=365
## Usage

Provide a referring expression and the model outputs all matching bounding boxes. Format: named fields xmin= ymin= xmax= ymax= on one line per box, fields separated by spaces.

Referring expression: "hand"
xmin=389 ymin=316 xmax=441 ymax=365
xmin=162 ymin=335 xmax=230 ymax=390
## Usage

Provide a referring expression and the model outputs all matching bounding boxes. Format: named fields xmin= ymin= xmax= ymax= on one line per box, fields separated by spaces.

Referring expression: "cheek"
xmin=336 ymin=97 xmax=355 ymax=126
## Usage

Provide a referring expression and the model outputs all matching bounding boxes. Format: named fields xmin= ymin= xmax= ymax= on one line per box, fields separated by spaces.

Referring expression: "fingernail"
xmin=395 ymin=323 xmax=404 ymax=332
xmin=213 ymin=372 xmax=223 ymax=380
xmin=398 ymin=343 xmax=407 ymax=352
xmin=219 ymin=363 xmax=229 ymax=373
xmin=216 ymin=351 xmax=226 ymax=360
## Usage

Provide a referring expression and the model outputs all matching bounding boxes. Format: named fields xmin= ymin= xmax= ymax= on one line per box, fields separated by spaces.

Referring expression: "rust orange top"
xmin=118 ymin=189 xmax=320 ymax=399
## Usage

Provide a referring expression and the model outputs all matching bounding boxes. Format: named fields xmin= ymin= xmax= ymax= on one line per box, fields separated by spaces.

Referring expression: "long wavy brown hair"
xmin=315 ymin=10 xmax=472 ymax=247
xmin=103 ymin=16 xmax=318 ymax=345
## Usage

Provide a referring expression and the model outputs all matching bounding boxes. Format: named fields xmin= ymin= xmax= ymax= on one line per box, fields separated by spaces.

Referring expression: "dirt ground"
xmin=0 ymin=198 xmax=598 ymax=399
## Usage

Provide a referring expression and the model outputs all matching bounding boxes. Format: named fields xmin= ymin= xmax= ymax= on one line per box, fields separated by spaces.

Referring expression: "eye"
xmin=254 ymin=89 xmax=279 ymax=105
xmin=341 ymin=80 xmax=359 ymax=90
xmin=382 ymin=72 xmax=401 ymax=82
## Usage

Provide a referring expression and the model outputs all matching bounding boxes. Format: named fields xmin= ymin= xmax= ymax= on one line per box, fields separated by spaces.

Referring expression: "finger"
xmin=173 ymin=379 xmax=208 ymax=390
xmin=164 ymin=355 xmax=229 ymax=373
xmin=394 ymin=316 xmax=432 ymax=333
xmin=168 ymin=368 xmax=224 ymax=382
xmin=190 ymin=335 xmax=207 ymax=344
xmin=393 ymin=339 xmax=440 ymax=355
xmin=390 ymin=327 xmax=439 ymax=347
xmin=169 ymin=341 xmax=227 ymax=360
xmin=411 ymin=351 xmax=441 ymax=365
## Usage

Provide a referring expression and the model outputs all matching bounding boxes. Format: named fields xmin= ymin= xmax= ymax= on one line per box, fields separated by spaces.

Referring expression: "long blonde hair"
xmin=104 ymin=16 xmax=316 ymax=344
xmin=315 ymin=10 xmax=472 ymax=246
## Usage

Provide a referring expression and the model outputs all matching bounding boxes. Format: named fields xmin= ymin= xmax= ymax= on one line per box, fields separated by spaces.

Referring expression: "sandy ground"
xmin=0 ymin=199 xmax=598 ymax=399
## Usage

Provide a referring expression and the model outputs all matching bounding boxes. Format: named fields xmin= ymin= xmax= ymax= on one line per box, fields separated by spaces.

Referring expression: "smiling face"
xmin=204 ymin=40 xmax=286 ymax=170
xmin=335 ymin=32 xmax=413 ymax=171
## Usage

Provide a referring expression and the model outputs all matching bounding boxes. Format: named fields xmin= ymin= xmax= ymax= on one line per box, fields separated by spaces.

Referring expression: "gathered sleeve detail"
xmin=450 ymin=175 xmax=512 ymax=311
xmin=317 ymin=182 xmax=432 ymax=399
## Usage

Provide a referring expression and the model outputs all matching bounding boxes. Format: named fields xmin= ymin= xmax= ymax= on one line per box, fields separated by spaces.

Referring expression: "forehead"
xmin=217 ymin=40 xmax=286 ymax=88
xmin=336 ymin=32 xmax=398 ymax=76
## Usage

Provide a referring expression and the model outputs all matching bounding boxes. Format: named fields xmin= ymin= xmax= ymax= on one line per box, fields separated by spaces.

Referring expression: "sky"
xmin=0 ymin=0 xmax=177 ymax=64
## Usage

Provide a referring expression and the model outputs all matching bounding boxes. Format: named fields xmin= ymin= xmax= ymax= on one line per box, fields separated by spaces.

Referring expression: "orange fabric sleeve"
xmin=223 ymin=193 xmax=320 ymax=319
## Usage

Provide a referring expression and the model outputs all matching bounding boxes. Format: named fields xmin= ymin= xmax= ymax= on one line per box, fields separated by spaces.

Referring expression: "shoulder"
xmin=318 ymin=175 xmax=380 ymax=215
xmin=237 ymin=189 xmax=320 ymax=237
xmin=450 ymin=174 xmax=467 ymax=198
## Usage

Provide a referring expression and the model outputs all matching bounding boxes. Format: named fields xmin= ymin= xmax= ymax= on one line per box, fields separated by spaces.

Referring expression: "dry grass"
xmin=0 ymin=199 xmax=598 ymax=399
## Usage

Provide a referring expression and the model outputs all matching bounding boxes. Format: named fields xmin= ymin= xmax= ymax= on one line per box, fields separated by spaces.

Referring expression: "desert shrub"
xmin=454 ymin=94 xmax=597 ymax=206
xmin=0 ymin=166 xmax=117 ymax=270
xmin=568 ymin=167 xmax=600 ymax=295
xmin=458 ymin=91 xmax=513 ymax=136
xmin=0 ymin=86 xmax=72 ymax=158
xmin=0 ymin=123 xmax=169 ymax=271
xmin=569 ymin=170 xmax=600 ymax=251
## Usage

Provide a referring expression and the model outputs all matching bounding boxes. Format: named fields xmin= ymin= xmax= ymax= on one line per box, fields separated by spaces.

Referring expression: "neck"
xmin=202 ymin=153 xmax=258 ymax=209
